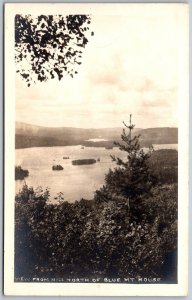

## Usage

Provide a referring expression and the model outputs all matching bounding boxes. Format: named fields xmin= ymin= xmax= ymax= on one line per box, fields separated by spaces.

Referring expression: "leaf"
xmin=15 ymin=14 xmax=93 ymax=85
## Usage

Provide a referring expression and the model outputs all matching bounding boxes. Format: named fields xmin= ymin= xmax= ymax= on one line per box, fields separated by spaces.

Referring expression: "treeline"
xmin=15 ymin=117 xmax=178 ymax=282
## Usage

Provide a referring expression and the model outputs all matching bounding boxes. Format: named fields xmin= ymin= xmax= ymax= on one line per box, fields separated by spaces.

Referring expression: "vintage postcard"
xmin=4 ymin=3 xmax=188 ymax=296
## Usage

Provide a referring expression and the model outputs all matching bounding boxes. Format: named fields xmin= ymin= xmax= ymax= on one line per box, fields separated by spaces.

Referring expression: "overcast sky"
xmin=15 ymin=5 xmax=187 ymax=129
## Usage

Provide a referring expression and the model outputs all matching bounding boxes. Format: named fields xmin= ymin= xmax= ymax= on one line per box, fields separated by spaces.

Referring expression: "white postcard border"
xmin=4 ymin=3 xmax=189 ymax=296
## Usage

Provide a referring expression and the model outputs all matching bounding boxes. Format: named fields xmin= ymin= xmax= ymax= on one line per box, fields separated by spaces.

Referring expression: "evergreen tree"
xmin=99 ymin=115 xmax=156 ymax=207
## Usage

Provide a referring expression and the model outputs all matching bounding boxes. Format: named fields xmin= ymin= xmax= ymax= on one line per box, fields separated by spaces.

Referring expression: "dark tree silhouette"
xmin=15 ymin=14 xmax=93 ymax=86
xmin=110 ymin=115 xmax=155 ymax=196
xmin=96 ymin=115 xmax=157 ymax=208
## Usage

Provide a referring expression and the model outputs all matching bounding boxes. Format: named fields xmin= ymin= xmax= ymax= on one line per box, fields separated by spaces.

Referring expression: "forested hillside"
xmin=15 ymin=122 xmax=177 ymax=149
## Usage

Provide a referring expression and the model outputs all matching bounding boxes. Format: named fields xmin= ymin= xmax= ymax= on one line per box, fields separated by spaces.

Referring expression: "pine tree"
xmin=103 ymin=115 xmax=156 ymax=207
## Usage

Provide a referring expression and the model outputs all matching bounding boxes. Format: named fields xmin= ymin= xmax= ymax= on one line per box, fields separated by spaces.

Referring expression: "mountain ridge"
xmin=15 ymin=122 xmax=178 ymax=149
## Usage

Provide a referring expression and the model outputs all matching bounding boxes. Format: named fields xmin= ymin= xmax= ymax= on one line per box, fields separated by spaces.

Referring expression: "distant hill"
xmin=15 ymin=122 xmax=178 ymax=149
xmin=136 ymin=127 xmax=178 ymax=145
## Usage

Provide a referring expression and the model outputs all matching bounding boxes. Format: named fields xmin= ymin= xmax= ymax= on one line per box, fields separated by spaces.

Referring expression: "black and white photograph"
xmin=4 ymin=3 xmax=188 ymax=296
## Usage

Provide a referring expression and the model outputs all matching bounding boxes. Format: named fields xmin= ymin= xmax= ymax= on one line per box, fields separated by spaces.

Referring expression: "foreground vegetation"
xmin=15 ymin=183 xmax=177 ymax=281
xmin=15 ymin=117 xmax=178 ymax=282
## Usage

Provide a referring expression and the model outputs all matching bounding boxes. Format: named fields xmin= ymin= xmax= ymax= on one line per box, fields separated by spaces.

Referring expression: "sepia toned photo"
xmin=4 ymin=3 xmax=188 ymax=296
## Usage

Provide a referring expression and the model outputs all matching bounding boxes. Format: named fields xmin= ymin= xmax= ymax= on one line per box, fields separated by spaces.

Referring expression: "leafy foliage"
xmin=15 ymin=182 xmax=177 ymax=281
xmin=15 ymin=14 xmax=93 ymax=85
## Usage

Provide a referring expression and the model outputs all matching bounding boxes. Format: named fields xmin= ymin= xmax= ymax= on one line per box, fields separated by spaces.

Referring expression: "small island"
xmin=72 ymin=159 xmax=96 ymax=165
xmin=15 ymin=166 xmax=29 ymax=180
xmin=52 ymin=165 xmax=64 ymax=171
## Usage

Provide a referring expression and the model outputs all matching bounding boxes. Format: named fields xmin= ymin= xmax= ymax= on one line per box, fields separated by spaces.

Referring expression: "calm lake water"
xmin=15 ymin=144 xmax=178 ymax=203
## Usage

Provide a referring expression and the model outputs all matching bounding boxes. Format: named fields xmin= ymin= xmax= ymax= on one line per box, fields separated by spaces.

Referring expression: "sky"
xmin=15 ymin=4 xmax=188 ymax=129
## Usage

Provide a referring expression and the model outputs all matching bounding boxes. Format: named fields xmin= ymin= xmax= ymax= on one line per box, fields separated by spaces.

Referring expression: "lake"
xmin=15 ymin=144 xmax=178 ymax=203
